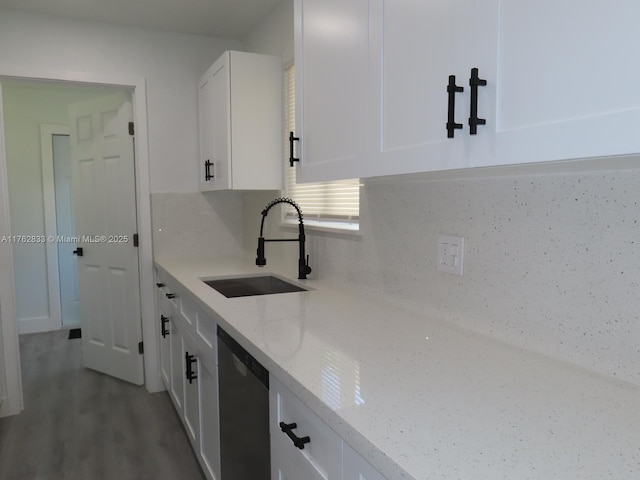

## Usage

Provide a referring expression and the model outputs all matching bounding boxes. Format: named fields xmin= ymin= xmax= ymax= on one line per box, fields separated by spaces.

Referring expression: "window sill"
xmin=279 ymin=219 xmax=360 ymax=236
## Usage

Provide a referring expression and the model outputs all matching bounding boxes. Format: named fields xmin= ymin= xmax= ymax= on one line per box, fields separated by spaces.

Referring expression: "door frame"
xmin=0 ymin=66 xmax=161 ymax=417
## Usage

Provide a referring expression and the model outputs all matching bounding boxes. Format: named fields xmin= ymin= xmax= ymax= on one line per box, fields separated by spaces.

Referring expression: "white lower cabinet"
xmin=155 ymin=270 xmax=221 ymax=480
xmin=182 ymin=330 xmax=201 ymax=447
xmin=156 ymin=269 xmax=384 ymax=480
xmin=343 ymin=443 xmax=385 ymax=480
xmin=199 ymin=358 xmax=221 ymax=480
xmin=270 ymin=376 xmax=385 ymax=480
xmin=169 ymin=317 xmax=184 ymax=410
xmin=158 ymin=300 xmax=171 ymax=387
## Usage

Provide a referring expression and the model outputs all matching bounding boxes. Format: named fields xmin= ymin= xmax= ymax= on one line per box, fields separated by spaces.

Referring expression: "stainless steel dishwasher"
xmin=217 ymin=325 xmax=270 ymax=480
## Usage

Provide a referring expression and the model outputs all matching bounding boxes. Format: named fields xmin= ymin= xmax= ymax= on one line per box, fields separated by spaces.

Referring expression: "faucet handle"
xmin=304 ymin=255 xmax=312 ymax=275
xmin=256 ymin=237 xmax=266 ymax=266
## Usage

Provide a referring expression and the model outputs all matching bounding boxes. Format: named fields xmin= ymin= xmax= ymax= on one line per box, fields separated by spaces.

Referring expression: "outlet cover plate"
xmin=437 ymin=235 xmax=464 ymax=276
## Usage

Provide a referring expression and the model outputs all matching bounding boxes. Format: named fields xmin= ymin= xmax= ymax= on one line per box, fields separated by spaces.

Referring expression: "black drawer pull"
xmin=165 ymin=293 xmax=176 ymax=299
xmin=160 ymin=315 xmax=170 ymax=338
xmin=468 ymin=67 xmax=487 ymax=135
xmin=73 ymin=247 xmax=84 ymax=257
xmin=279 ymin=421 xmax=310 ymax=450
xmin=156 ymin=282 xmax=165 ymax=288
xmin=446 ymin=75 xmax=464 ymax=138
xmin=185 ymin=352 xmax=197 ymax=384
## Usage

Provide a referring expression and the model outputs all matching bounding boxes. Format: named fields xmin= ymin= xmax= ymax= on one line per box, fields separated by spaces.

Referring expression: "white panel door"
xmin=475 ymin=0 xmax=640 ymax=167
xmin=69 ymin=92 xmax=143 ymax=385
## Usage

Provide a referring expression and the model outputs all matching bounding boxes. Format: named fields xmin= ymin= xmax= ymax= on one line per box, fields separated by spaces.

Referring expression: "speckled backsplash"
xmin=151 ymin=192 xmax=244 ymax=261
xmin=244 ymin=165 xmax=640 ymax=386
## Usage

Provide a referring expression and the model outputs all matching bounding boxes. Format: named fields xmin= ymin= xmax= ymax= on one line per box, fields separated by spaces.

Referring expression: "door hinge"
xmin=138 ymin=341 xmax=144 ymax=354
xmin=128 ymin=122 xmax=135 ymax=136
xmin=133 ymin=233 xmax=139 ymax=247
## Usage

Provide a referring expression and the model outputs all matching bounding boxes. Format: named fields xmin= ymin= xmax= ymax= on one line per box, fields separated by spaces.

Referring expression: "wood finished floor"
xmin=0 ymin=331 xmax=205 ymax=480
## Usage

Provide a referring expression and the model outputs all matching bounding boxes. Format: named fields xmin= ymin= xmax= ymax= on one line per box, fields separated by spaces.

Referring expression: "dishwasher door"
xmin=217 ymin=325 xmax=270 ymax=480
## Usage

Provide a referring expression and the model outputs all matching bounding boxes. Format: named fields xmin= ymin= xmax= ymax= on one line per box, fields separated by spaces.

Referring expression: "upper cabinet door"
xmin=294 ymin=0 xmax=382 ymax=183
xmin=475 ymin=0 xmax=640 ymax=168
xmin=199 ymin=53 xmax=231 ymax=191
xmin=377 ymin=0 xmax=476 ymax=176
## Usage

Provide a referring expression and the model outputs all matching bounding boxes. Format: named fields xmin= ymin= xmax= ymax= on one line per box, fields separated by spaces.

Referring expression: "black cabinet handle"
xmin=185 ymin=352 xmax=197 ymax=383
xmin=279 ymin=422 xmax=310 ymax=450
xmin=288 ymin=131 xmax=299 ymax=167
xmin=469 ymin=67 xmax=487 ymax=135
xmin=72 ymin=247 xmax=84 ymax=257
xmin=205 ymin=160 xmax=214 ymax=181
xmin=156 ymin=282 xmax=165 ymax=288
xmin=160 ymin=315 xmax=170 ymax=338
xmin=165 ymin=293 xmax=176 ymax=299
xmin=446 ymin=75 xmax=464 ymax=138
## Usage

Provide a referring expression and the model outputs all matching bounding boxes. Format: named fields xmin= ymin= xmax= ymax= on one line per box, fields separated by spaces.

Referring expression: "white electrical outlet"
xmin=437 ymin=235 xmax=464 ymax=276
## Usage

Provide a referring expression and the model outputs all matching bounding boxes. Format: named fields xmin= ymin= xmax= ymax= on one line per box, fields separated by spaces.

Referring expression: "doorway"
xmin=0 ymin=72 xmax=159 ymax=418
xmin=3 ymin=82 xmax=125 ymax=335
xmin=52 ymin=133 xmax=79 ymax=327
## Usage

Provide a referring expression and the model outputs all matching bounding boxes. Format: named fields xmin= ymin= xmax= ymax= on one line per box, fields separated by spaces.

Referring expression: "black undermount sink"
xmin=203 ymin=275 xmax=307 ymax=298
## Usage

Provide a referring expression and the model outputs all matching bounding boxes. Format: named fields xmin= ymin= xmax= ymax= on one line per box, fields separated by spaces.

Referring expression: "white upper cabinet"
xmin=475 ymin=0 xmax=640 ymax=168
xmin=376 ymin=0 xmax=479 ymax=176
xmin=198 ymin=51 xmax=283 ymax=191
xmin=294 ymin=0 xmax=640 ymax=183
xmin=293 ymin=0 xmax=382 ymax=183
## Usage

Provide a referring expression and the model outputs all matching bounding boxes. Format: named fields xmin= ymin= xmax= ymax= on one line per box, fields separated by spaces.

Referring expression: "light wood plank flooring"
xmin=0 ymin=331 xmax=205 ymax=480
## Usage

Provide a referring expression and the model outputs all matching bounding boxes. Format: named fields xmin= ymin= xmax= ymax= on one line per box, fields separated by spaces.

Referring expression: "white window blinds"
xmin=283 ymin=65 xmax=360 ymax=228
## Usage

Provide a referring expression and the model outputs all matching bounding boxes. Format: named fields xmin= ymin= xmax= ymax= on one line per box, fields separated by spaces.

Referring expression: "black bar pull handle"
xmin=289 ymin=131 xmax=299 ymax=167
xmin=446 ymin=75 xmax=464 ymax=138
xmin=160 ymin=315 xmax=170 ymax=338
xmin=469 ymin=67 xmax=487 ymax=135
xmin=279 ymin=422 xmax=311 ymax=450
xmin=165 ymin=293 xmax=176 ymax=299
xmin=156 ymin=282 xmax=165 ymax=288
xmin=205 ymin=160 xmax=214 ymax=181
xmin=185 ymin=352 xmax=197 ymax=383
xmin=73 ymin=247 xmax=84 ymax=257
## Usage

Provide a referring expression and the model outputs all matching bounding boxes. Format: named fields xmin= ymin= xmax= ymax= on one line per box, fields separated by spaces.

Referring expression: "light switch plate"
xmin=437 ymin=235 xmax=464 ymax=276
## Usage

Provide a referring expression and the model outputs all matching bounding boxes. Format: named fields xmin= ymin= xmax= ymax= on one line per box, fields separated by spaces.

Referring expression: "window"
xmin=282 ymin=65 xmax=360 ymax=231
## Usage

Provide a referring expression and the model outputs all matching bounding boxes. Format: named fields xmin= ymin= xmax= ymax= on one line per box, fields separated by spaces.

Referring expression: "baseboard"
xmin=17 ymin=316 xmax=60 ymax=335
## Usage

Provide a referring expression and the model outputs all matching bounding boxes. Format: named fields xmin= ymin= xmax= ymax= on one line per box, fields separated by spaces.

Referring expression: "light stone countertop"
xmin=155 ymin=256 xmax=640 ymax=480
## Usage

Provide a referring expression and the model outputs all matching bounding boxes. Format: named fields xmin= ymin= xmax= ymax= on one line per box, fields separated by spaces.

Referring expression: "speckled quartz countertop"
xmin=155 ymin=256 xmax=640 ymax=480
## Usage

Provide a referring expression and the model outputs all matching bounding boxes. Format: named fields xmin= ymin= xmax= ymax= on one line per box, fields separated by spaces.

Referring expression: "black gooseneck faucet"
xmin=256 ymin=197 xmax=312 ymax=280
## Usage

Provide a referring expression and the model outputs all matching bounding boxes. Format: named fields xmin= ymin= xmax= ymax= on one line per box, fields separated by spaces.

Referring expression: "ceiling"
xmin=0 ymin=0 xmax=284 ymax=39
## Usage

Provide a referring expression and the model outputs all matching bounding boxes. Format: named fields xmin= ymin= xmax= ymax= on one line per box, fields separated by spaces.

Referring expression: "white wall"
xmin=241 ymin=0 xmax=640 ymax=386
xmin=0 ymin=7 xmax=240 ymax=193
xmin=243 ymin=0 xmax=294 ymax=65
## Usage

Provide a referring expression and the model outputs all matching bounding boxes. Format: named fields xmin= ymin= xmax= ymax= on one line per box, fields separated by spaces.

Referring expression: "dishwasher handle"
xmin=279 ymin=422 xmax=310 ymax=450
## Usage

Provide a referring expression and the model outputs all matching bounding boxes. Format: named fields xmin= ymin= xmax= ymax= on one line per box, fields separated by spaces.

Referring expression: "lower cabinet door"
xmin=271 ymin=437 xmax=327 ymax=480
xmin=170 ymin=323 xmax=184 ymax=410
xmin=343 ymin=443 xmax=386 ymax=480
xmin=199 ymin=359 xmax=221 ymax=480
xmin=183 ymin=332 xmax=200 ymax=447
xmin=158 ymin=303 xmax=171 ymax=387
xmin=270 ymin=377 xmax=342 ymax=480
